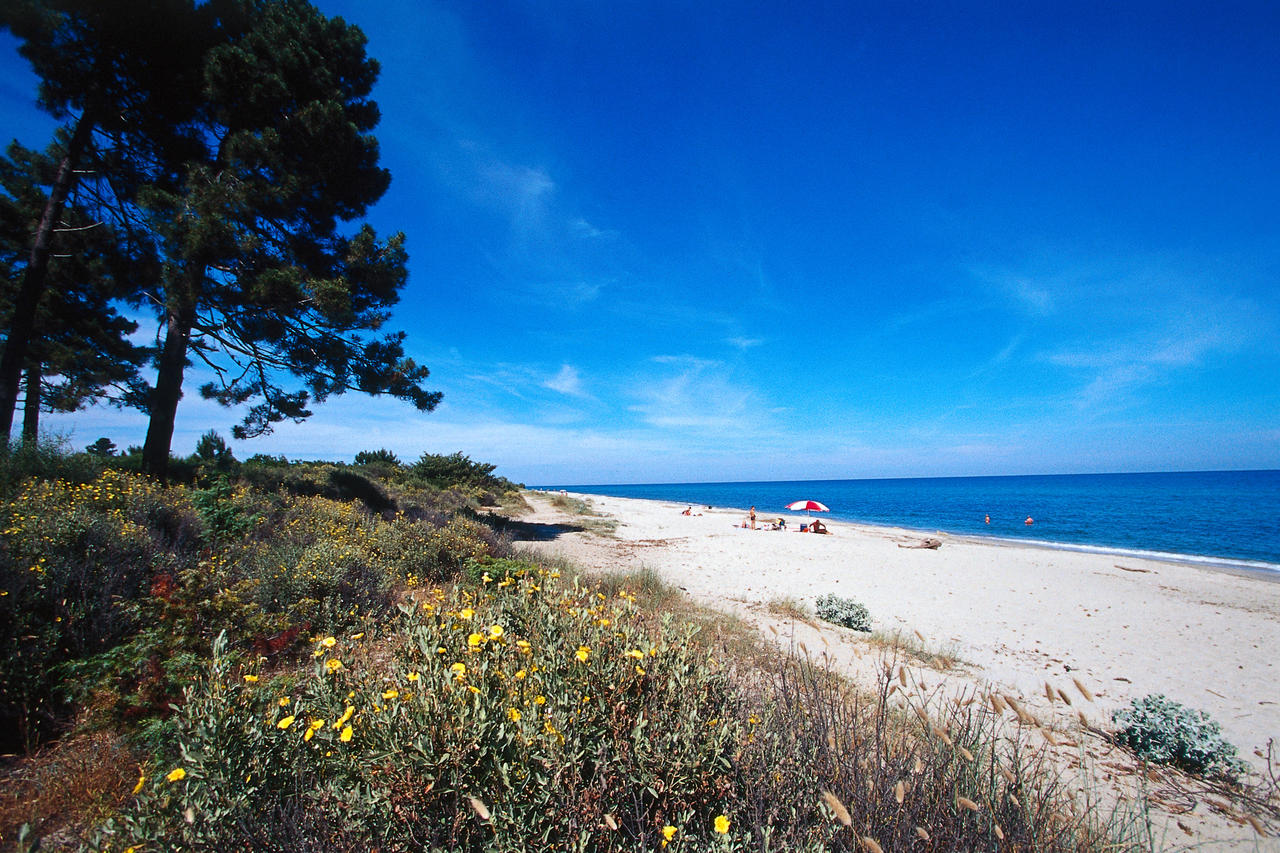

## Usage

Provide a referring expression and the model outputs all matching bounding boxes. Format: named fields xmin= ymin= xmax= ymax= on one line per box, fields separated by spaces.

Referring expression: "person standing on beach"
xmin=749 ymin=506 xmax=757 ymax=529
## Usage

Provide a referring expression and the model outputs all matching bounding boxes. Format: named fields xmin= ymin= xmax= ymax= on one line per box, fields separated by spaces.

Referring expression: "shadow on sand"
xmin=481 ymin=514 xmax=589 ymax=543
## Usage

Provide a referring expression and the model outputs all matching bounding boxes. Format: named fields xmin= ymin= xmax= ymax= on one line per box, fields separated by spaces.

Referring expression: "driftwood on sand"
xmin=898 ymin=537 xmax=942 ymax=550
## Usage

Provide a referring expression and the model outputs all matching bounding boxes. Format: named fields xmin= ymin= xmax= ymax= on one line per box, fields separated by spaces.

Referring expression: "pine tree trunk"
xmin=142 ymin=284 xmax=196 ymax=480
xmin=21 ymin=364 xmax=40 ymax=444
xmin=0 ymin=113 xmax=95 ymax=443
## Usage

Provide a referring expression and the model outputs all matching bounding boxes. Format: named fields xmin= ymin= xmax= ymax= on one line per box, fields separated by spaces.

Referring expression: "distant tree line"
xmin=0 ymin=0 xmax=440 ymax=478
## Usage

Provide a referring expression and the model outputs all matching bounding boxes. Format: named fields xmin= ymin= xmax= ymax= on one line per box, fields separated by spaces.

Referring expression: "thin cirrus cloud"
xmin=543 ymin=364 xmax=588 ymax=397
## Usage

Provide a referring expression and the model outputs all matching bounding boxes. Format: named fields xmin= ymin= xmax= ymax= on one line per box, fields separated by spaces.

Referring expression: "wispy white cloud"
xmin=544 ymin=364 xmax=587 ymax=397
xmin=726 ymin=336 xmax=764 ymax=350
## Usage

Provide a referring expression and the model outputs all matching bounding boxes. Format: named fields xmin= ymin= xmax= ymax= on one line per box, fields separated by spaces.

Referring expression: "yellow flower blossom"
xmin=309 ymin=719 xmax=325 ymax=730
xmin=334 ymin=706 xmax=355 ymax=728
xmin=488 ymin=624 xmax=504 ymax=640
xmin=467 ymin=685 xmax=481 ymax=694
xmin=482 ymin=572 xmax=493 ymax=583
xmin=304 ymin=727 xmax=316 ymax=742
xmin=534 ymin=695 xmax=546 ymax=705
xmin=507 ymin=707 xmax=521 ymax=722
xmin=467 ymin=632 xmax=484 ymax=647
xmin=278 ymin=697 xmax=290 ymax=707
xmin=243 ymin=674 xmax=259 ymax=682
xmin=325 ymin=658 xmax=343 ymax=673
xmin=165 ymin=767 xmax=186 ymax=782
xmin=663 ymin=826 xmax=678 ymax=842
xmin=635 ymin=665 xmax=646 ymax=675
xmin=340 ymin=725 xmax=353 ymax=742
xmin=460 ymin=608 xmax=474 ymax=621
xmin=450 ymin=662 xmax=467 ymax=679
xmin=350 ymin=632 xmax=364 ymax=640
xmin=382 ymin=689 xmax=399 ymax=700
xmin=516 ymin=640 xmax=531 ymax=653
xmin=406 ymin=672 xmax=419 ymax=682
xmin=320 ymin=636 xmax=337 ymax=648
xmin=624 ymin=650 xmax=644 ymax=660
xmin=714 ymin=815 xmax=730 ymax=834
xmin=575 ymin=645 xmax=590 ymax=663
xmin=132 ymin=774 xmax=146 ymax=794
xmin=277 ymin=715 xmax=296 ymax=729
xmin=514 ymin=669 xmax=527 ymax=680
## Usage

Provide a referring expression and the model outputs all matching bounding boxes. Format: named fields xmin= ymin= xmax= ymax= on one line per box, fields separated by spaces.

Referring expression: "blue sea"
xmin=546 ymin=470 xmax=1280 ymax=575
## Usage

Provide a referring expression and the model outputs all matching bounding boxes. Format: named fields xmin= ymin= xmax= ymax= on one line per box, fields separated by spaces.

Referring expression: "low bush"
xmin=814 ymin=593 xmax=872 ymax=632
xmin=1112 ymin=693 xmax=1244 ymax=778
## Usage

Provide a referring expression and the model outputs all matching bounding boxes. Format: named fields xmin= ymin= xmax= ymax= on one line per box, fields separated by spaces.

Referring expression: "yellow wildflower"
xmin=165 ymin=767 xmax=186 ymax=783
xmin=508 ymin=707 xmax=522 ymax=722
xmin=468 ymin=632 xmax=484 ymax=647
xmin=575 ymin=645 xmax=590 ymax=663
xmin=381 ymin=689 xmax=399 ymax=700
xmin=340 ymin=725 xmax=353 ymax=742
xmin=624 ymin=649 xmax=644 ymax=660
xmin=406 ymin=671 xmax=419 ymax=682
xmin=303 ymin=727 xmax=315 ymax=742
xmin=334 ymin=706 xmax=355 ymax=728
xmin=459 ymin=607 xmax=474 ymax=620
xmin=516 ymin=640 xmax=531 ymax=653
xmin=663 ymin=826 xmax=678 ymax=843
xmin=350 ymin=632 xmax=364 ymax=640
xmin=482 ymin=572 xmax=493 ymax=583
xmin=450 ymin=662 xmax=467 ymax=679
xmin=132 ymin=774 xmax=146 ymax=795
xmin=325 ymin=658 xmax=343 ymax=673
xmin=467 ymin=685 xmax=481 ymax=694
xmin=309 ymin=719 xmax=325 ymax=730
xmin=320 ymin=636 xmax=336 ymax=648
xmin=488 ymin=624 xmax=504 ymax=640
xmin=243 ymin=674 xmax=259 ymax=682
xmin=635 ymin=665 xmax=646 ymax=675
xmin=714 ymin=815 xmax=730 ymax=834
xmin=534 ymin=695 xmax=546 ymax=705
xmin=277 ymin=715 xmax=296 ymax=729
xmin=514 ymin=669 xmax=527 ymax=680
xmin=278 ymin=697 xmax=290 ymax=707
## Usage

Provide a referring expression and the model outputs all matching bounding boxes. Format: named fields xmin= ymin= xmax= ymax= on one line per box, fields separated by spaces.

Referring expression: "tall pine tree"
xmin=136 ymin=0 xmax=439 ymax=477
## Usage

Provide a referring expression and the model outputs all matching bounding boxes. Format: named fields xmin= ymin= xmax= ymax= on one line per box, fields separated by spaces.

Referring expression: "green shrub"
xmin=91 ymin=572 xmax=754 ymax=851
xmin=813 ymin=593 xmax=871 ymax=632
xmin=1111 ymin=694 xmax=1244 ymax=778
xmin=0 ymin=470 xmax=202 ymax=748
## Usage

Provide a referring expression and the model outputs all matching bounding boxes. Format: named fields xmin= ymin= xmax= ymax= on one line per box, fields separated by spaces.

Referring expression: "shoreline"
xmin=541 ymin=488 xmax=1280 ymax=581
xmin=521 ymin=490 xmax=1280 ymax=778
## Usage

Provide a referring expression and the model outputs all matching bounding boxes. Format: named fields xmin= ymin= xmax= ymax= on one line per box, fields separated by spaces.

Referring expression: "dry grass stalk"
xmin=931 ymin=726 xmax=954 ymax=747
xmin=898 ymin=665 xmax=907 ymax=686
xmin=957 ymin=796 xmax=980 ymax=812
xmin=1056 ymin=688 xmax=1073 ymax=705
xmin=604 ymin=813 xmax=618 ymax=831
xmin=994 ymin=822 xmax=1005 ymax=840
xmin=895 ymin=780 xmax=905 ymax=804
xmin=468 ymin=797 xmax=490 ymax=820
xmin=1045 ymin=682 xmax=1057 ymax=703
xmin=1073 ymin=677 xmax=1095 ymax=702
xmin=990 ymin=693 xmax=1008 ymax=714
xmin=859 ymin=836 xmax=884 ymax=853
xmin=1245 ymin=814 xmax=1268 ymax=837
xmin=915 ymin=826 xmax=931 ymax=841
xmin=820 ymin=790 xmax=852 ymax=826
xmin=959 ymin=745 xmax=975 ymax=762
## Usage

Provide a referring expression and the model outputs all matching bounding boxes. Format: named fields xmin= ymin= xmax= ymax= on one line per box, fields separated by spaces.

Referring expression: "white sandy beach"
xmin=518 ymin=491 xmax=1280 ymax=848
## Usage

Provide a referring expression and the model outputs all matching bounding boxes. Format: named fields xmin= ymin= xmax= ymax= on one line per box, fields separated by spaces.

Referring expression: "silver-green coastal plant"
xmin=813 ymin=593 xmax=872 ymax=632
xmin=1111 ymin=693 xmax=1245 ymax=778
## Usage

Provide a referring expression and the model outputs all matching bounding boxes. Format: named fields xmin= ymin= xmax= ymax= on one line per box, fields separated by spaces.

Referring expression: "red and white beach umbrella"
xmin=786 ymin=499 xmax=829 ymax=515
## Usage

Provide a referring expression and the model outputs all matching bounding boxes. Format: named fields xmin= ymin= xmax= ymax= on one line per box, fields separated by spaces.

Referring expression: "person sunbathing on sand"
xmin=810 ymin=520 xmax=828 ymax=534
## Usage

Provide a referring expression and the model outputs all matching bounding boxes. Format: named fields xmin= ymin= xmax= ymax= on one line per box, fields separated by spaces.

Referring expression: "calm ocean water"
xmin=547 ymin=470 xmax=1280 ymax=573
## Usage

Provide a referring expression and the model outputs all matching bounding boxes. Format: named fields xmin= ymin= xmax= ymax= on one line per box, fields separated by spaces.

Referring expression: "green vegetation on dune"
xmin=0 ymin=443 xmax=1267 ymax=850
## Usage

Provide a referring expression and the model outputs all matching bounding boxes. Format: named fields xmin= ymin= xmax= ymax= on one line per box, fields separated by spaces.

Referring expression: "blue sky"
xmin=4 ymin=0 xmax=1279 ymax=484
